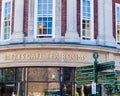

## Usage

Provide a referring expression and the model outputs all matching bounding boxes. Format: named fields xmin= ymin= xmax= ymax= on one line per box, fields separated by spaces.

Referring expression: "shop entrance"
xmin=0 ymin=83 xmax=15 ymax=96
xmin=0 ymin=67 xmax=75 ymax=96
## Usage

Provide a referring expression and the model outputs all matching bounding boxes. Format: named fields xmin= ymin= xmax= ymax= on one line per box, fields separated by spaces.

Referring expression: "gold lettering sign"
xmin=4 ymin=52 xmax=87 ymax=62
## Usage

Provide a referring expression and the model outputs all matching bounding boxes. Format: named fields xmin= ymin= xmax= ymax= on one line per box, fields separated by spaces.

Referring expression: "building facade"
xmin=0 ymin=0 xmax=120 ymax=96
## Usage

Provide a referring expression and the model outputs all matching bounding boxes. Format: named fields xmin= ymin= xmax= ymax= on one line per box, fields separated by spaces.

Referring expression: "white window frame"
xmin=115 ymin=3 xmax=120 ymax=43
xmin=81 ymin=0 xmax=94 ymax=40
xmin=1 ymin=0 xmax=12 ymax=41
xmin=34 ymin=0 xmax=55 ymax=39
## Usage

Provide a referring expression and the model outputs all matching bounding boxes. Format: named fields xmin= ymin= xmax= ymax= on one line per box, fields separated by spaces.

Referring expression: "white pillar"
xmin=27 ymin=0 xmax=35 ymax=42
xmin=54 ymin=0 xmax=61 ymax=42
xmin=11 ymin=0 xmax=24 ymax=43
xmin=104 ymin=0 xmax=116 ymax=46
xmin=65 ymin=0 xmax=79 ymax=42
xmin=97 ymin=0 xmax=105 ymax=45
xmin=97 ymin=0 xmax=116 ymax=46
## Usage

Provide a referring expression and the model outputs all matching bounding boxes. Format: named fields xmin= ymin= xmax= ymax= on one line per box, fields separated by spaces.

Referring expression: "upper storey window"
xmin=81 ymin=0 xmax=94 ymax=40
xmin=1 ymin=0 xmax=12 ymax=41
xmin=34 ymin=0 xmax=55 ymax=38
xmin=116 ymin=4 xmax=120 ymax=43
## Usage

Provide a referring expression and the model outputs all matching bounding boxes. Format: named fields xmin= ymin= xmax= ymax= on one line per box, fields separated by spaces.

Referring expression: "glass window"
xmin=3 ymin=69 xmax=15 ymax=82
xmin=1 ymin=0 xmax=12 ymax=41
xmin=81 ymin=0 xmax=93 ymax=40
xmin=116 ymin=4 xmax=120 ymax=43
xmin=35 ymin=0 xmax=54 ymax=38
xmin=28 ymin=82 xmax=60 ymax=96
xmin=0 ymin=67 xmax=75 ymax=96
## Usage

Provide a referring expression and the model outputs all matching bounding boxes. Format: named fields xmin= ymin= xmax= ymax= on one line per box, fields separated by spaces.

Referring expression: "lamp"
xmin=51 ymin=74 xmax=55 ymax=80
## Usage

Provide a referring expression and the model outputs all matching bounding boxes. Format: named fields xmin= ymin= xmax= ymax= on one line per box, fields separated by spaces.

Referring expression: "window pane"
xmin=87 ymin=13 xmax=90 ymax=19
xmin=116 ymin=5 xmax=120 ymax=42
xmin=83 ymin=0 xmax=86 ymax=6
xmin=87 ymin=1 xmax=90 ymax=6
xmin=87 ymin=24 xmax=90 ymax=30
xmin=82 ymin=23 xmax=86 ymax=29
xmin=17 ymin=82 xmax=25 ymax=96
xmin=3 ymin=1 xmax=11 ymax=40
xmin=83 ymin=7 xmax=86 ymax=14
xmin=48 ymin=0 xmax=52 ymax=3
xmin=38 ymin=0 xmax=42 ymax=3
xmin=3 ymin=69 xmax=15 ymax=82
xmin=63 ymin=68 xmax=73 ymax=82
xmin=38 ymin=5 xmax=42 ymax=10
xmin=48 ymin=11 xmax=52 ymax=15
xmin=7 ymin=2 xmax=11 ymax=8
xmin=17 ymin=68 xmax=25 ymax=81
xmin=37 ymin=17 xmax=42 ymax=21
xmin=2 ymin=83 xmax=15 ymax=95
xmin=43 ymin=4 xmax=47 ymax=9
xmin=48 ymin=22 xmax=52 ymax=27
xmin=82 ymin=0 xmax=92 ymax=39
xmin=82 ymin=29 xmax=86 ymax=36
xmin=43 ymin=11 xmax=47 ymax=15
xmin=43 ymin=17 xmax=47 ymax=21
xmin=28 ymin=68 xmax=60 ymax=81
xmin=48 ymin=29 xmax=52 ymax=34
xmin=87 ymin=7 xmax=90 ymax=13
xmin=38 ymin=11 xmax=42 ymax=15
xmin=43 ymin=22 xmax=47 ymax=27
xmin=48 ymin=4 xmax=52 ymax=10
xmin=28 ymin=83 xmax=60 ymax=96
xmin=43 ymin=0 xmax=47 ymax=3
xmin=36 ymin=0 xmax=53 ymax=37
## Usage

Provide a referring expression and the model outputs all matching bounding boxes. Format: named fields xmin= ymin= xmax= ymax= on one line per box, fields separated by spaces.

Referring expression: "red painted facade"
xmin=0 ymin=0 xmax=1 ymax=35
xmin=94 ymin=0 xmax=98 ymax=39
xmin=61 ymin=0 xmax=67 ymax=36
xmin=23 ymin=0 xmax=29 ymax=36
xmin=77 ymin=0 xmax=80 ymax=36
xmin=11 ymin=0 xmax=15 ymax=34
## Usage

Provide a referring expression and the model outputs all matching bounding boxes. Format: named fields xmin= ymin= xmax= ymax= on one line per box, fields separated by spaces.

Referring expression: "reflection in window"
xmin=61 ymin=68 xmax=75 ymax=96
xmin=0 ymin=67 xmax=75 ymax=96
xmin=28 ymin=83 xmax=60 ymax=96
xmin=0 ymin=68 xmax=25 ymax=96
xmin=35 ymin=0 xmax=54 ymax=38
xmin=116 ymin=4 xmax=120 ymax=43
xmin=3 ymin=69 xmax=15 ymax=82
xmin=81 ymin=0 xmax=93 ymax=40
xmin=1 ymin=1 xmax=12 ymax=40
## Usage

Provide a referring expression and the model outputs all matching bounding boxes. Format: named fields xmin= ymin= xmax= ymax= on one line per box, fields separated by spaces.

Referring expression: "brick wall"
xmin=61 ymin=0 xmax=67 ymax=36
xmin=11 ymin=0 xmax=15 ymax=34
xmin=24 ymin=0 xmax=29 ymax=36
xmin=94 ymin=0 xmax=98 ymax=39
xmin=112 ymin=0 xmax=120 ymax=38
xmin=77 ymin=0 xmax=80 ymax=36
xmin=0 ymin=0 xmax=1 ymax=34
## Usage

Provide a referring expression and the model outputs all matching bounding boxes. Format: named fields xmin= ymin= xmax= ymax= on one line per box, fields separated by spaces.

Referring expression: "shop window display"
xmin=0 ymin=67 xmax=75 ymax=96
